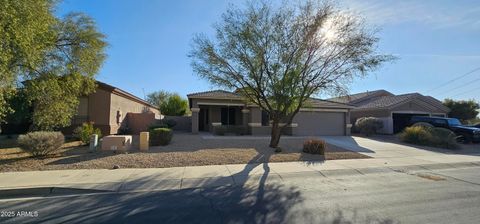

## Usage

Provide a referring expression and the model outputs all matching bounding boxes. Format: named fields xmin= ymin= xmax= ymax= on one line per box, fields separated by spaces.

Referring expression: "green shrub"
xmin=18 ymin=132 xmax=64 ymax=157
xmin=430 ymin=127 xmax=459 ymax=149
xmin=355 ymin=117 xmax=384 ymax=136
xmin=148 ymin=123 xmax=169 ymax=131
xmin=148 ymin=119 xmax=177 ymax=132
xmin=149 ymin=128 xmax=173 ymax=146
xmin=303 ymin=139 xmax=326 ymax=155
xmin=73 ymin=122 xmax=102 ymax=145
xmin=398 ymin=126 xmax=459 ymax=149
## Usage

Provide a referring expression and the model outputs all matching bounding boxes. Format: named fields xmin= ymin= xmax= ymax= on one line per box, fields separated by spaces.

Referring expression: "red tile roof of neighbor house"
xmin=329 ymin=90 xmax=450 ymax=112
xmin=187 ymin=90 xmax=354 ymax=109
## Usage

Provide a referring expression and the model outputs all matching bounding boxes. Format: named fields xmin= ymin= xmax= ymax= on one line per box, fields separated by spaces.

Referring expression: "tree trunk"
xmin=269 ymin=121 xmax=282 ymax=148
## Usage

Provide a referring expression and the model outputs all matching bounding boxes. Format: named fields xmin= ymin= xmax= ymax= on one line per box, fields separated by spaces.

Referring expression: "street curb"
xmin=0 ymin=161 xmax=479 ymax=199
xmin=0 ymin=187 xmax=113 ymax=199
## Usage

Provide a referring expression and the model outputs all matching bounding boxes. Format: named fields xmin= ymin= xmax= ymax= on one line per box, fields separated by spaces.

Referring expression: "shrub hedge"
xmin=149 ymin=128 xmax=173 ymax=146
xmin=303 ymin=139 xmax=326 ymax=155
xmin=18 ymin=132 xmax=65 ymax=157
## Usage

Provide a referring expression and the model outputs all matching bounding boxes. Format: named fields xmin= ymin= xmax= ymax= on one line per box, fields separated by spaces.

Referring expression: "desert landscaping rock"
xmin=0 ymin=133 xmax=369 ymax=172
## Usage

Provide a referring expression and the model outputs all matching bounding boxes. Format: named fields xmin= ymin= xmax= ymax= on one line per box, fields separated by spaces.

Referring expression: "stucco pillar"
xmin=241 ymin=108 xmax=250 ymax=127
xmin=191 ymin=108 xmax=200 ymax=134
xmin=345 ymin=110 xmax=352 ymax=136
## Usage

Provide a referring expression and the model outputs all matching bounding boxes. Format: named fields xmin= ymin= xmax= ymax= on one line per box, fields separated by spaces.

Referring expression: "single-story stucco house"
xmin=71 ymin=81 xmax=161 ymax=135
xmin=328 ymin=90 xmax=450 ymax=134
xmin=187 ymin=90 xmax=355 ymax=136
xmin=1 ymin=81 xmax=161 ymax=135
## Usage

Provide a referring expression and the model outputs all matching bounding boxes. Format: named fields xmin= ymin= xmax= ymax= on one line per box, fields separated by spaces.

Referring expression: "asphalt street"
xmin=1 ymin=166 xmax=480 ymax=224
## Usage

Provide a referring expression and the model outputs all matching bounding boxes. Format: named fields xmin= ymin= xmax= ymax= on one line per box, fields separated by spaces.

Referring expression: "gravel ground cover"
xmin=0 ymin=133 xmax=369 ymax=172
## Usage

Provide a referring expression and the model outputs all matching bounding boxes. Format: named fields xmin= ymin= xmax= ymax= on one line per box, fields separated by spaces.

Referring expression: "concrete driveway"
xmin=322 ymin=135 xmax=480 ymax=168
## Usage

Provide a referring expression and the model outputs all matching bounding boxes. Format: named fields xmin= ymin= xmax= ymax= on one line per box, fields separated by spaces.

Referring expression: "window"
xmin=261 ymin=110 xmax=270 ymax=126
xmin=221 ymin=107 xmax=236 ymax=125
xmin=447 ymin=118 xmax=462 ymax=126
xmin=433 ymin=119 xmax=447 ymax=126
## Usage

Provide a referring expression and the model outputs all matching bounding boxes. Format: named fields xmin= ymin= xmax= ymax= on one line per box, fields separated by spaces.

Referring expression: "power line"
xmin=426 ymin=66 xmax=480 ymax=93
xmin=437 ymin=77 xmax=480 ymax=96
xmin=450 ymin=86 xmax=480 ymax=98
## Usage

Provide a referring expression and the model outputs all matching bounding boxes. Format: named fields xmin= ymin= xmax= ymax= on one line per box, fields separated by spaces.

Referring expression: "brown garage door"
xmin=293 ymin=111 xmax=345 ymax=136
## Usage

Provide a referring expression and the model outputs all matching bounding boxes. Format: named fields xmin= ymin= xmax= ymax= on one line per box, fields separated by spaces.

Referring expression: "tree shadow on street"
xmin=2 ymin=148 xmax=396 ymax=224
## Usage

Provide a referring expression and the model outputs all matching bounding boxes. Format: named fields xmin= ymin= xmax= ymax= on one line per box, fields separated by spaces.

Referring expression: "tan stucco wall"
xmin=77 ymin=97 xmax=89 ymax=116
xmin=87 ymin=88 xmax=112 ymax=134
xmin=72 ymin=87 xmax=160 ymax=136
xmin=209 ymin=106 xmax=221 ymax=123
xmin=249 ymin=107 xmax=262 ymax=124
xmin=109 ymin=92 xmax=160 ymax=134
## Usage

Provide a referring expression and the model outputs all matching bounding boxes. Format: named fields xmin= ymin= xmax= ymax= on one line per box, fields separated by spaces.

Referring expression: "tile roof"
xmin=304 ymin=98 xmax=355 ymax=108
xmin=187 ymin=90 xmax=353 ymax=108
xmin=187 ymin=90 xmax=243 ymax=99
xmin=355 ymin=93 xmax=450 ymax=112
xmin=355 ymin=93 xmax=420 ymax=109
xmin=328 ymin=90 xmax=393 ymax=104
xmin=329 ymin=89 xmax=449 ymax=112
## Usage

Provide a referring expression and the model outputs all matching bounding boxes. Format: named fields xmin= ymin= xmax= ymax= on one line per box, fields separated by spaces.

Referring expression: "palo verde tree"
xmin=190 ymin=1 xmax=393 ymax=148
xmin=0 ymin=0 xmax=107 ymax=130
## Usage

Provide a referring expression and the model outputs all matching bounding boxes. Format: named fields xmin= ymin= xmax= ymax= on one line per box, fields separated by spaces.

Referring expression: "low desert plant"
xmin=303 ymin=139 xmax=326 ymax=155
xmin=398 ymin=126 xmax=433 ymax=146
xmin=18 ymin=132 xmax=65 ymax=157
xmin=398 ymin=126 xmax=458 ymax=149
xmin=149 ymin=128 xmax=173 ymax=146
xmin=73 ymin=122 xmax=102 ymax=145
xmin=355 ymin=117 xmax=384 ymax=136
xmin=429 ymin=127 xmax=459 ymax=149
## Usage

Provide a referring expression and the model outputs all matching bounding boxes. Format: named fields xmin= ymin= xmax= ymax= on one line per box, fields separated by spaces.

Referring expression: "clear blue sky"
xmin=58 ymin=0 xmax=480 ymax=102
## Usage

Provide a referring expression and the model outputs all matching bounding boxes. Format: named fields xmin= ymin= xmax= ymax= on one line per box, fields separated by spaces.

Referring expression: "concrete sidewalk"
xmin=2 ymin=152 xmax=480 ymax=196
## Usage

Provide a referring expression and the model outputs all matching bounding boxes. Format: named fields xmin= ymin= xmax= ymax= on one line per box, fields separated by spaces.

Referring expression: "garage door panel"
xmin=294 ymin=111 xmax=345 ymax=136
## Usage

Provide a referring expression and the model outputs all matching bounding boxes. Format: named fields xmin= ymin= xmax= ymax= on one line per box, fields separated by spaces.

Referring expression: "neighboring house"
xmin=329 ymin=90 xmax=450 ymax=134
xmin=187 ymin=90 xmax=354 ymax=136
xmin=71 ymin=81 xmax=161 ymax=135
